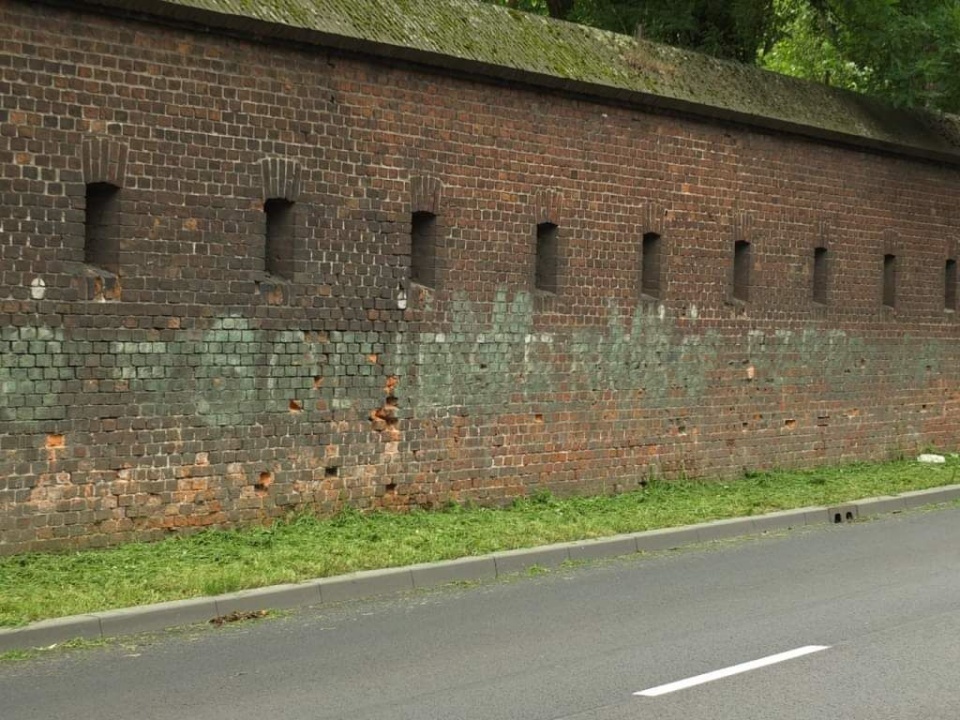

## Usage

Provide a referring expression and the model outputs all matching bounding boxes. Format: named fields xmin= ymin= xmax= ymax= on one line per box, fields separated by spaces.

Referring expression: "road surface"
xmin=3 ymin=505 xmax=959 ymax=719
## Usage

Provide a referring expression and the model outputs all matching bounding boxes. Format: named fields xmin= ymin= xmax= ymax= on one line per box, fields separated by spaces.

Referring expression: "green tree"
xmin=486 ymin=0 xmax=960 ymax=113
xmin=763 ymin=0 xmax=960 ymax=112
xmin=760 ymin=0 xmax=869 ymax=91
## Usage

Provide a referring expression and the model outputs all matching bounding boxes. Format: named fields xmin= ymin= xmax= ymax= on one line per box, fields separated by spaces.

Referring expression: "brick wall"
xmin=2 ymin=0 xmax=959 ymax=552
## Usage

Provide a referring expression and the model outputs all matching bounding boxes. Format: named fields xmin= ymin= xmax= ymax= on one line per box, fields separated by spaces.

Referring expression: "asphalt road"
xmin=3 ymin=505 xmax=959 ymax=719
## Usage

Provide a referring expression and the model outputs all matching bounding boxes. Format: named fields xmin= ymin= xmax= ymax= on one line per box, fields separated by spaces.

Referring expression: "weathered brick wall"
xmin=2 ymin=1 xmax=959 ymax=552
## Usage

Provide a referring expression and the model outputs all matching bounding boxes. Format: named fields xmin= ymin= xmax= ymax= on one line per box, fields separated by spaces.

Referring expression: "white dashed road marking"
xmin=634 ymin=645 xmax=830 ymax=697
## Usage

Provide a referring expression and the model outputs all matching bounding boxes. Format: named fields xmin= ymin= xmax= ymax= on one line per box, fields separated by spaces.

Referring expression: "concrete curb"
xmin=3 ymin=484 xmax=959 ymax=653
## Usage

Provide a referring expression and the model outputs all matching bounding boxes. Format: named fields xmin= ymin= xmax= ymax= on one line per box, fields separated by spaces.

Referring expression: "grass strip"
xmin=1 ymin=458 xmax=957 ymax=627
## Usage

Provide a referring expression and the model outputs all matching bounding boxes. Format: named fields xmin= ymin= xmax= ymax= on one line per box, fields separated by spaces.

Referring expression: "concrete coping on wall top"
xmin=1 ymin=483 xmax=959 ymax=653
xmin=70 ymin=0 xmax=960 ymax=166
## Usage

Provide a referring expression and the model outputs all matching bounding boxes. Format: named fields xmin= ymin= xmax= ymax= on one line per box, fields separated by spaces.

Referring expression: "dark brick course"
xmin=1 ymin=0 xmax=959 ymax=552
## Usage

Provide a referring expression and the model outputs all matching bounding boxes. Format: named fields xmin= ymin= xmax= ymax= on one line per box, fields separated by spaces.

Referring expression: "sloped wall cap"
xmin=72 ymin=0 xmax=960 ymax=165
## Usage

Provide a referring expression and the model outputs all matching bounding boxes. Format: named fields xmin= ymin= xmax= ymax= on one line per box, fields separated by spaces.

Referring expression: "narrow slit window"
xmin=410 ymin=211 xmax=437 ymax=288
xmin=882 ymin=254 xmax=897 ymax=308
xmin=264 ymin=198 xmax=295 ymax=279
xmin=84 ymin=182 xmax=120 ymax=273
xmin=641 ymin=232 xmax=662 ymax=299
xmin=813 ymin=246 xmax=828 ymax=305
xmin=732 ymin=240 xmax=751 ymax=302
xmin=945 ymin=259 xmax=957 ymax=311
xmin=535 ymin=222 xmax=559 ymax=294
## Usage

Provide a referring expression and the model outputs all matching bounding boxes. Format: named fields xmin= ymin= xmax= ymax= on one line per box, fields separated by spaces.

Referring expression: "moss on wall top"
xmin=86 ymin=0 xmax=960 ymax=161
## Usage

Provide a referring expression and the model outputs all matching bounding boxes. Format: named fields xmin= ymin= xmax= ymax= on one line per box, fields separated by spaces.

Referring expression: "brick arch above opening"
xmin=731 ymin=209 xmax=756 ymax=244
xmin=81 ymin=137 xmax=128 ymax=187
xmin=815 ymin=217 xmax=835 ymax=251
xmin=533 ymin=189 xmax=564 ymax=227
xmin=642 ymin=203 xmax=665 ymax=235
xmin=882 ymin=228 xmax=903 ymax=255
xmin=261 ymin=157 xmax=302 ymax=202
xmin=946 ymin=238 xmax=960 ymax=261
xmin=410 ymin=175 xmax=443 ymax=215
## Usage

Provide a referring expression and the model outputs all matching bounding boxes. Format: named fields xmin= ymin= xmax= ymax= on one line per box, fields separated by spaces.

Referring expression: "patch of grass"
xmin=0 ymin=649 xmax=36 ymax=662
xmin=1 ymin=458 xmax=957 ymax=627
xmin=0 ymin=636 xmax=112 ymax=663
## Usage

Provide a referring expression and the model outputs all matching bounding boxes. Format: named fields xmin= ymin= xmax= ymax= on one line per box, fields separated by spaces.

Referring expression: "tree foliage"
xmin=486 ymin=0 xmax=960 ymax=113
xmin=764 ymin=0 xmax=960 ymax=113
